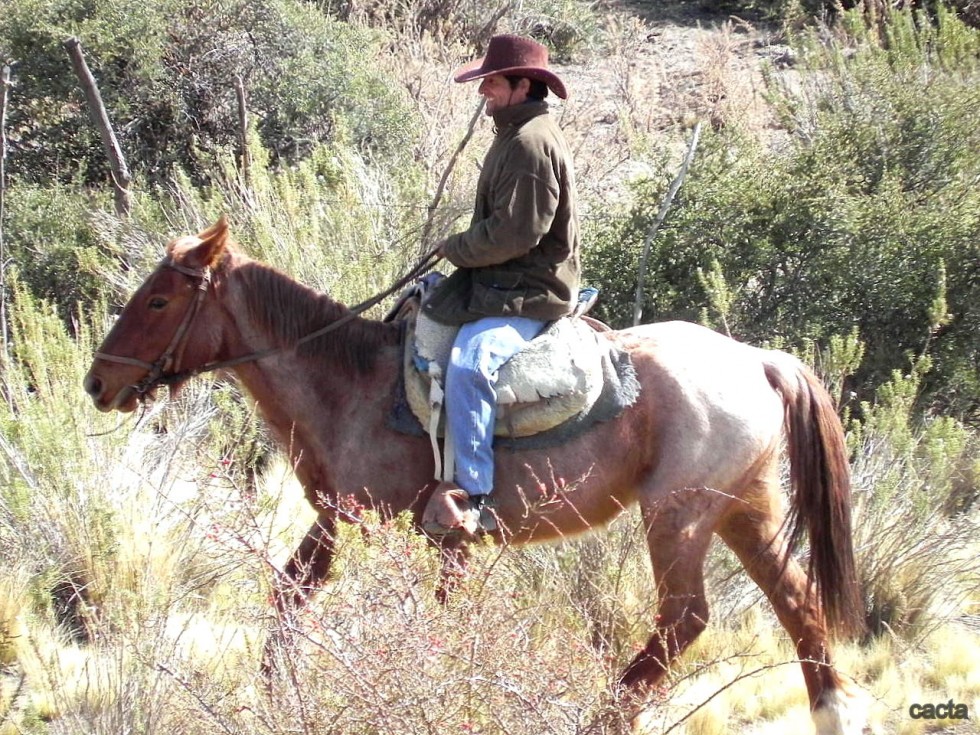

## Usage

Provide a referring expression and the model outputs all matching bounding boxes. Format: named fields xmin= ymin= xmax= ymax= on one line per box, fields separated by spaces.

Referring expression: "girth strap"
xmin=426 ymin=365 xmax=455 ymax=484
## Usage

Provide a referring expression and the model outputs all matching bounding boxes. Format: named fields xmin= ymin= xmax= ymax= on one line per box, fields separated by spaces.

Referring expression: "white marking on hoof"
xmin=812 ymin=686 xmax=869 ymax=735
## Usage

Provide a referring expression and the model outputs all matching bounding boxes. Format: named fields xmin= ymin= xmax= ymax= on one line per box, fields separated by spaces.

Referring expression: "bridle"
xmin=94 ymin=258 xmax=213 ymax=399
xmin=94 ymin=249 xmax=441 ymax=401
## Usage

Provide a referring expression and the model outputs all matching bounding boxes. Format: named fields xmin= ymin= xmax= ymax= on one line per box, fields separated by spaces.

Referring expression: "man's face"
xmin=478 ymin=74 xmax=529 ymax=115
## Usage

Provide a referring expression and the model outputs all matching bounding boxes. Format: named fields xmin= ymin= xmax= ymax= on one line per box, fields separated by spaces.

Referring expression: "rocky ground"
xmin=546 ymin=0 xmax=797 ymax=210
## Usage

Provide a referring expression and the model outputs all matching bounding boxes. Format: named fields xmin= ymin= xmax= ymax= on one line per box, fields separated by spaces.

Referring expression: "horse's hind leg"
xmin=717 ymin=479 xmax=865 ymax=735
xmin=620 ymin=488 xmax=717 ymax=693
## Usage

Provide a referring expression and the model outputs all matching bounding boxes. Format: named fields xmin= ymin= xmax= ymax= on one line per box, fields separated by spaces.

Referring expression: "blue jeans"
xmin=445 ymin=316 xmax=546 ymax=497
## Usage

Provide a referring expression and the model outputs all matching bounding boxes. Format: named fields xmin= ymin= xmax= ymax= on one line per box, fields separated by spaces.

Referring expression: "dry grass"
xmin=1 ymin=4 xmax=978 ymax=735
xmin=1 ymin=431 xmax=978 ymax=734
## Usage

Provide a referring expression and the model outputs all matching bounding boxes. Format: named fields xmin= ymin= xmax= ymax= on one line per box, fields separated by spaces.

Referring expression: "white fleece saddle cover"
xmin=405 ymin=310 xmax=606 ymax=438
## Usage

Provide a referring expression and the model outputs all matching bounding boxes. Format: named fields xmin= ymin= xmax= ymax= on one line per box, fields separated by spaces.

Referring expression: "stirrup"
xmin=469 ymin=494 xmax=498 ymax=534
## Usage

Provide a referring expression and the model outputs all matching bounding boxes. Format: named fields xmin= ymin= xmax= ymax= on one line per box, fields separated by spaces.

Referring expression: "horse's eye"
xmin=148 ymin=296 xmax=168 ymax=311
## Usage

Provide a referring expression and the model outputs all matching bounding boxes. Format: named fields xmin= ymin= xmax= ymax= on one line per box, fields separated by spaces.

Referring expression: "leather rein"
xmin=95 ymin=249 xmax=441 ymax=401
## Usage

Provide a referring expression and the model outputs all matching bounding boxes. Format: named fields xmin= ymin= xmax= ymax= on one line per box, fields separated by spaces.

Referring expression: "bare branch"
xmin=632 ymin=121 xmax=702 ymax=326
xmin=234 ymin=75 xmax=250 ymax=182
xmin=0 ymin=63 xmax=11 ymax=373
xmin=63 ymin=37 xmax=132 ymax=217
xmin=419 ymin=98 xmax=485 ymax=252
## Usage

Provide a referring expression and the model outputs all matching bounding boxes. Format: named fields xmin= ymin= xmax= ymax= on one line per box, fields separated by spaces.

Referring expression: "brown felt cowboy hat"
xmin=454 ymin=34 xmax=568 ymax=99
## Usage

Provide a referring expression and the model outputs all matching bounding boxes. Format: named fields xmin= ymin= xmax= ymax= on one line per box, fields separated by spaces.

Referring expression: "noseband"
xmin=94 ymin=259 xmax=212 ymax=399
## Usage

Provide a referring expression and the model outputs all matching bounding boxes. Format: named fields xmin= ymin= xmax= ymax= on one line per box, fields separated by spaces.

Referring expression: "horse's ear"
xmin=172 ymin=215 xmax=231 ymax=270
xmin=196 ymin=215 xmax=229 ymax=243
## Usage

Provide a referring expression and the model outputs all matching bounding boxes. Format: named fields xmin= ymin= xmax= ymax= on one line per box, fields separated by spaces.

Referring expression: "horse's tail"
xmin=764 ymin=357 xmax=864 ymax=640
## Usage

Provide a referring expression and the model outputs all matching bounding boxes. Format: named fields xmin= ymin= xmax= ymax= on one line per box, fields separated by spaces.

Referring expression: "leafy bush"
xmin=697 ymin=0 xmax=980 ymax=26
xmin=0 ymin=0 xmax=419 ymax=185
xmin=1 ymin=182 xmax=119 ymax=328
xmin=847 ymin=357 xmax=980 ymax=638
xmin=319 ymin=0 xmax=604 ymax=60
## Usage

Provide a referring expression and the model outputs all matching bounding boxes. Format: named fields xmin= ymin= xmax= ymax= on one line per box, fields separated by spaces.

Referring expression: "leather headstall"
xmin=94 ymin=258 xmax=212 ymax=400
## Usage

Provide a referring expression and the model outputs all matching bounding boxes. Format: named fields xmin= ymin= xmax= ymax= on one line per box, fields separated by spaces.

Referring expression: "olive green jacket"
xmin=423 ymin=101 xmax=580 ymax=325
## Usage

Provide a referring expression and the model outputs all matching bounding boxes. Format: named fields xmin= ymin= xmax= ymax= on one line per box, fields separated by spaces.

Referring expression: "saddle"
xmin=386 ymin=275 xmax=640 ymax=449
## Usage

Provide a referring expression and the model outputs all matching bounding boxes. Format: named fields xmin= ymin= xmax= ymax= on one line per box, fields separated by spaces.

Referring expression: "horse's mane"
xmin=233 ymin=259 xmax=401 ymax=375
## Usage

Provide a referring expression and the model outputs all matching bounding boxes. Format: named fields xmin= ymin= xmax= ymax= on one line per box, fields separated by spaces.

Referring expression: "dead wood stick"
xmin=64 ymin=37 xmax=132 ymax=217
xmin=632 ymin=121 xmax=702 ymax=326
xmin=234 ymin=75 xmax=250 ymax=182
xmin=0 ymin=64 xmax=12 ymax=369
xmin=419 ymin=98 xmax=485 ymax=252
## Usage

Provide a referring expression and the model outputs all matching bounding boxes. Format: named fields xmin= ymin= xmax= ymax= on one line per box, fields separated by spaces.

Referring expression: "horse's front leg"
xmin=434 ymin=534 xmax=471 ymax=604
xmin=262 ymin=513 xmax=337 ymax=676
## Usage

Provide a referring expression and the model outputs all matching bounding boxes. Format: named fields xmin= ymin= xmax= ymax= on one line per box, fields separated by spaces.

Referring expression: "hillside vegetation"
xmin=0 ymin=1 xmax=979 ymax=733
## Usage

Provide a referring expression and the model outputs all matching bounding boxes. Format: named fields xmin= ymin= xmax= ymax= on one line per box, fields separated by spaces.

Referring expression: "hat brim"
xmin=453 ymin=57 xmax=568 ymax=99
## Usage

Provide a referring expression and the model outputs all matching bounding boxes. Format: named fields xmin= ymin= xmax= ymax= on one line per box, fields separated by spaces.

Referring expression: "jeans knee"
xmin=448 ymin=347 xmax=495 ymax=385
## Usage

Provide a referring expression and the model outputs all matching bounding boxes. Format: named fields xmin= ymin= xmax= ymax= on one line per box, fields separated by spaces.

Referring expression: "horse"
xmin=83 ymin=217 xmax=865 ymax=734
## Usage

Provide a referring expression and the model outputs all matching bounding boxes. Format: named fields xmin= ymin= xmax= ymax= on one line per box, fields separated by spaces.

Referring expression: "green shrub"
xmin=319 ymin=0 xmax=604 ymax=61
xmin=583 ymin=4 xmax=980 ymax=417
xmin=1 ymin=181 xmax=119 ymax=329
xmin=847 ymin=357 xmax=980 ymax=638
xmin=696 ymin=0 xmax=980 ymax=26
xmin=0 ymin=0 xmax=419 ymax=185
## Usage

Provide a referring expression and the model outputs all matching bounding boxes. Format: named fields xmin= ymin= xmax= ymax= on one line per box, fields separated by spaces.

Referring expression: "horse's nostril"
xmin=84 ymin=374 xmax=103 ymax=398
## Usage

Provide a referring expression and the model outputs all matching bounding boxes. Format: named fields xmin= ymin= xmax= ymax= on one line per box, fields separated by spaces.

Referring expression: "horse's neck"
xmin=221 ymin=261 xmax=401 ymax=458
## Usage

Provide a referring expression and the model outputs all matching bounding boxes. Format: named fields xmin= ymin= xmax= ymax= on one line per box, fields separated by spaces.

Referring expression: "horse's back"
xmin=612 ymin=320 xmax=786 ymax=398
xmin=610 ymin=320 xmax=789 ymax=491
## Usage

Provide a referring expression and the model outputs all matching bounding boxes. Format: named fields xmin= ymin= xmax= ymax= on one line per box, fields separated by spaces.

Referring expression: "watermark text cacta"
xmin=908 ymin=700 xmax=969 ymax=720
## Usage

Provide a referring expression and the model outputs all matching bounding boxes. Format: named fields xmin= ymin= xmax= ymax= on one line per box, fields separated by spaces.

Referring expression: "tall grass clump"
xmin=847 ymin=355 xmax=980 ymax=639
xmin=0 ymin=275 xmax=296 ymax=731
xmin=147 ymin=139 xmax=428 ymax=306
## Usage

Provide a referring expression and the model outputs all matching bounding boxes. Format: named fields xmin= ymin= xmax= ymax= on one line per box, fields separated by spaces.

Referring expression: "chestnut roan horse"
xmin=84 ymin=218 xmax=865 ymax=734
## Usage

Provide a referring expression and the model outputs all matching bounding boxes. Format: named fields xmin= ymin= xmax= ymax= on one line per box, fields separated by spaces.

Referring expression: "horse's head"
xmin=84 ymin=216 xmax=232 ymax=412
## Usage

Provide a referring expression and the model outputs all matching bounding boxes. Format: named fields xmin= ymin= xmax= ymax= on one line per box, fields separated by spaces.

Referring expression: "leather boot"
xmin=422 ymin=481 xmax=495 ymax=537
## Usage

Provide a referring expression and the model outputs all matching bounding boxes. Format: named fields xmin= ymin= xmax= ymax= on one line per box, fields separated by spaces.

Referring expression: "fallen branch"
xmin=632 ymin=121 xmax=702 ymax=326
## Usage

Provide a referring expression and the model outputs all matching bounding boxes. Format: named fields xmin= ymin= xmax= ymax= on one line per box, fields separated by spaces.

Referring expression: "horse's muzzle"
xmin=83 ymin=371 xmax=139 ymax=413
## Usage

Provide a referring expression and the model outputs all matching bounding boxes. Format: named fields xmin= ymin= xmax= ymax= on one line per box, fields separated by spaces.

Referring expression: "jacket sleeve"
xmin=441 ymin=144 xmax=559 ymax=269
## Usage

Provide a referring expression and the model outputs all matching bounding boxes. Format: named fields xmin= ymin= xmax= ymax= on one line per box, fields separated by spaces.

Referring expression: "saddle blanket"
xmin=387 ymin=278 xmax=641 ymax=448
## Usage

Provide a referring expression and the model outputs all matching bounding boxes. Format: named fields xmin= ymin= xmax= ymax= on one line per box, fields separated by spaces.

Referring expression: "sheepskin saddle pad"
xmin=388 ymin=278 xmax=640 ymax=443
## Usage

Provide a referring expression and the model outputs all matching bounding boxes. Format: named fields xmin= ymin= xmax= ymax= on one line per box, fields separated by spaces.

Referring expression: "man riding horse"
xmin=420 ymin=34 xmax=581 ymax=538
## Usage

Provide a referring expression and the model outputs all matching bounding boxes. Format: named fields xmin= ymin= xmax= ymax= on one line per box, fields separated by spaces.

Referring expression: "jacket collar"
xmin=492 ymin=100 xmax=549 ymax=131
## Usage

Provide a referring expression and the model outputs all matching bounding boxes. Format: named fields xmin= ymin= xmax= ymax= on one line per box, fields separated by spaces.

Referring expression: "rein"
xmin=98 ymin=248 xmax=442 ymax=399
